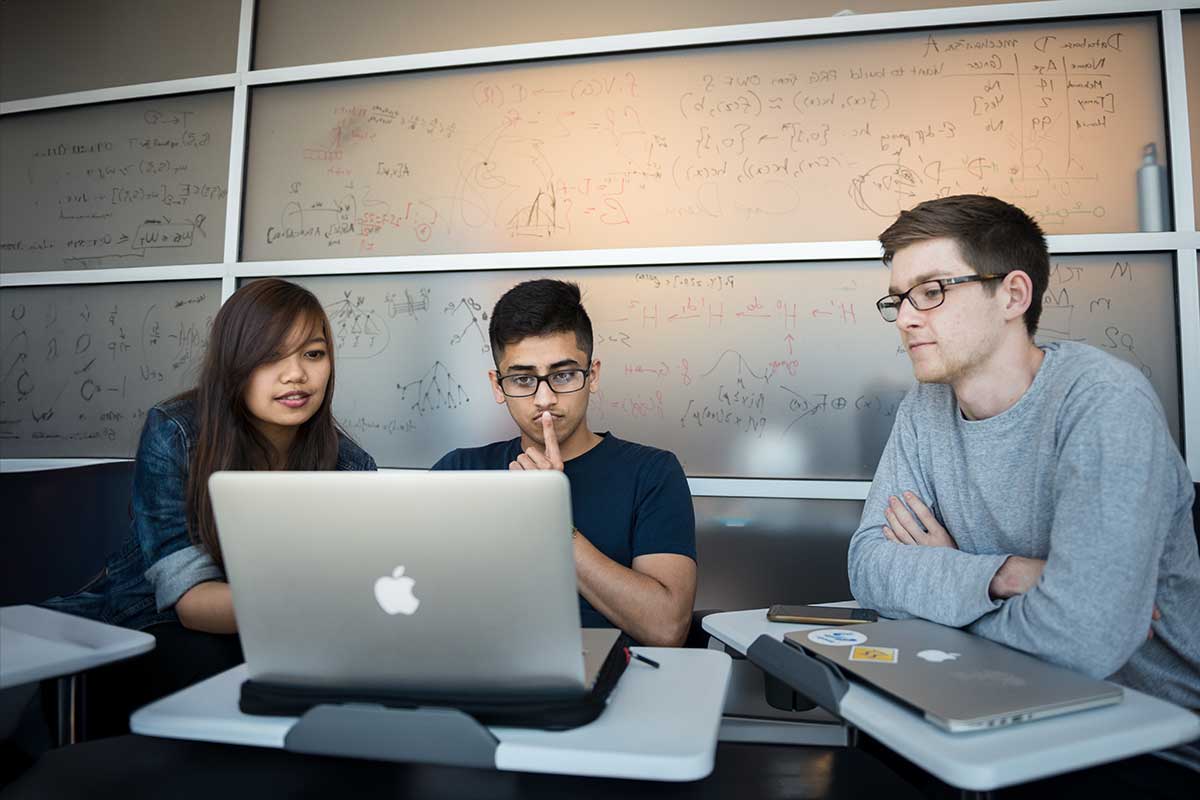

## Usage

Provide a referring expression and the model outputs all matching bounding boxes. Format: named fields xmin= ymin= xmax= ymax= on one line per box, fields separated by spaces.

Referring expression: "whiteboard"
xmin=0 ymin=281 xmax=220 ymax=457
xmin=0 ymin=255 xmax=1177 ymax=469
xmin=243 ymin=16 xmax=1167 ymax=260
xmin=286 ymin=252 xmax=1179 ymax=478
xmin=0 ymin=92 xmax=233 ymax=272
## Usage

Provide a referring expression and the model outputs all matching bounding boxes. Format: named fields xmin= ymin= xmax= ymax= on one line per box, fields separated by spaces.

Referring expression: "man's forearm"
xmin=572 ymin=535 xmax=692 ymax=646
xmin=848 ymin=532 xmax=1008 ymax=626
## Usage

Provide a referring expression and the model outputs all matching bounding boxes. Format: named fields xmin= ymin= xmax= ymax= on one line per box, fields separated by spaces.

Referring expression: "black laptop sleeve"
xmin=238 ymin=634 xmax=632 ymax=731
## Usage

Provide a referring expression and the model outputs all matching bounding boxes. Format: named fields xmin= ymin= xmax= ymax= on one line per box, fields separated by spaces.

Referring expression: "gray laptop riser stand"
xmin=283 ymin=702 xmax=499 ymax=768
xmin=746 ymin=635 xmax=856 ymax=743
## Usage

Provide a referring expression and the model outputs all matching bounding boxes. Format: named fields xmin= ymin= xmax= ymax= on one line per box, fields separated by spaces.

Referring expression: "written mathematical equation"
xmin=244 ymin=16 xmax=1163 ymax=263
xmin=293 ymin=253 xmax=1178 ymax=478
xmin=1 ymin=94 xmax=233 ymax=273
xmin=0 ymin=282 xmax=220 ymax=456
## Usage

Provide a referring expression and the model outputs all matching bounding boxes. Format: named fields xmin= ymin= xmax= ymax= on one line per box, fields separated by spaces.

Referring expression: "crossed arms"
xmin=847 ymin=387 xmax=1175 ymax=678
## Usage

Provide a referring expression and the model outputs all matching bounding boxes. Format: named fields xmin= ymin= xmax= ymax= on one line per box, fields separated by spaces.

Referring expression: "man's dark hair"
xmin=489 ymin=279 xmax=593 ymax=365
xmin=879 ymin=195 xmax=1049 ymax=337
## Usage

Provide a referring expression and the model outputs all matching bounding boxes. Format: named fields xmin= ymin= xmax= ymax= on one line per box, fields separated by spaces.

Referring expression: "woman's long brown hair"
xmin=182 ymin=279 xmax=340 ymax=569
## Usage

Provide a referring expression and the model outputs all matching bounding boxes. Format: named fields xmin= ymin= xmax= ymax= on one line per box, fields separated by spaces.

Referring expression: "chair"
xmin=0 ymin=461 xmax=137 ymax=765
xmin=1 ymin=461 xmax=134 ymax=607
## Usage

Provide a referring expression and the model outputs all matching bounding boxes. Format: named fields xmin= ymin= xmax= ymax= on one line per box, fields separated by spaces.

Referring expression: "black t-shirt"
xmin=431 ymin=432 xmax=696 ymax=628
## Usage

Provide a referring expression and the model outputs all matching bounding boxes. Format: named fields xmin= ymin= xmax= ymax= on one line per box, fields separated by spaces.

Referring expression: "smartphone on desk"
xmin=766 ymin=605 xmax=879 ymax=625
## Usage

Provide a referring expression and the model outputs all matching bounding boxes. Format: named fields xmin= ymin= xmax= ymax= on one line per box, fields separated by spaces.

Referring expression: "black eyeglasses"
xmin=876 ymin=273 xmax=1006 ymax=322
xmin=497 ymin=368 xmax=592 ymax=398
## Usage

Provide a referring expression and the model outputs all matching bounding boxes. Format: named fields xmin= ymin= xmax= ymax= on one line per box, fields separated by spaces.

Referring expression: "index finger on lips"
xmin=541 ymin=411 xmax=562 ymax=464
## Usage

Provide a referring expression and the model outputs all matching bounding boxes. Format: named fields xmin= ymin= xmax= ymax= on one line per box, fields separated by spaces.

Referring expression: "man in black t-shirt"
xmin=432 ymin=279 xmax=697 ymax=646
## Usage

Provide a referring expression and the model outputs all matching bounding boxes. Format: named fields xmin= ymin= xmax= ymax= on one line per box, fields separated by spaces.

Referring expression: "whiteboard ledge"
xmin=5 ymin=236 xmax=1197 ymax=289
xmin=687 ymin=478 xmax=871 ymax=500
xmin=0 ymin=76 xmax=240 ymax=116
xmin=233 ymin=235 xmax=1200 ymax=276
xmin=1 ymin=265 xmax=227 ymax=287
xmin=231 ymin=243 xmax=884 ymax=275
xmin=1045 ymin=232 xmax=1200 ymax=252
xmin=6 ymin=235 xmax=1197 ymax=289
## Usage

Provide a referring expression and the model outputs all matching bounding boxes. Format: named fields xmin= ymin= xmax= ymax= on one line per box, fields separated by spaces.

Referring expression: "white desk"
xmin=0 ymin=605 xmax=155 ymax=689
xmin=131 ymin=647 xmax=732 ymax=782
xmin=1 ymin=604 xmax=156 ymax=746
xmin=704 ymin=608 xmax=1200 ymax=792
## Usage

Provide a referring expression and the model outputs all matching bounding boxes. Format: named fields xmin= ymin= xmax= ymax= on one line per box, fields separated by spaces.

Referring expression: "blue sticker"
xmin=807 ymin=628 xmax=868 ymax=647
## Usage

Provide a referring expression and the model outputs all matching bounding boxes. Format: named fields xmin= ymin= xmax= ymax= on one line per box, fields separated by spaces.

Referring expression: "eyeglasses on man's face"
xmin=497 ymin=368 xmax=592 ymax=398
xmin=876 ymin=273 xmax=1006 ymax=322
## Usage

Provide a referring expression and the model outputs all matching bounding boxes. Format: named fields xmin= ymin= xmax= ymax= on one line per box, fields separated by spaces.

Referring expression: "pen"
xmin=628 ymin=649 xmax=660 ymax=669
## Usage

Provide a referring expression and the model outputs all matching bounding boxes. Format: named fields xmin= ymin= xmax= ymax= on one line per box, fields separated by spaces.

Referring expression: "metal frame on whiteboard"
xmin=1 ymin=0 xmax=1199 ymax=490
xmin=1162 ymin=10 xmax=1200 ymax=483
xmin=221 ymin=0 xmax=257 ymax=302
xmin=5 ymin=233 xmax=1197 ymax=287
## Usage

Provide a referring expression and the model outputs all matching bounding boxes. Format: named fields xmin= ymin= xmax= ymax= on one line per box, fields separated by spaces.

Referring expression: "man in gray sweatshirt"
xmin=847 ymin=195 xmax=1200 ymax=712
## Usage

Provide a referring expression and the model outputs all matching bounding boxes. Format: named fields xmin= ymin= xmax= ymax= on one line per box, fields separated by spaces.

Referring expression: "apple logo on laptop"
xmin=374 ymin=566 xmax=420 ymax=615
xmin=917 ymin=649 xmax=960 ymax=663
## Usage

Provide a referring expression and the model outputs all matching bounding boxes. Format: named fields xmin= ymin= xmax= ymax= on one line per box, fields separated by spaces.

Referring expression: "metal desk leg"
xmin=54 ymin=673 xmax=85 ymax=746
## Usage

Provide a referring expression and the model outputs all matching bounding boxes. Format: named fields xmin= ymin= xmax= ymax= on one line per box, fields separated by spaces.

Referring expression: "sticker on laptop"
xmin=807 ymin=629 xmax=867 ymax=646
xmin=916 ymin=649 xmax=960 ymax=663
xmin=848 ymin=645 xmax=899 ymax=664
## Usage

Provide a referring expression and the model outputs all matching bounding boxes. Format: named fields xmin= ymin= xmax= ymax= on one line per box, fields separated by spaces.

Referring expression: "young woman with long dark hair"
xmin=46 ymin=278 xmax=376 ymax=634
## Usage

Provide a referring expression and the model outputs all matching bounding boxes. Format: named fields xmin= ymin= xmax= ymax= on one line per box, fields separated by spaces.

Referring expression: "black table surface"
xmin=1 ymin=735 xmax=924 ymax=800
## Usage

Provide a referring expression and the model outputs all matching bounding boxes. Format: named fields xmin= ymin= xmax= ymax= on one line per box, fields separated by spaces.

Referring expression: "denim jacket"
xmin=43 ymin=396 xmax=377 ymax=630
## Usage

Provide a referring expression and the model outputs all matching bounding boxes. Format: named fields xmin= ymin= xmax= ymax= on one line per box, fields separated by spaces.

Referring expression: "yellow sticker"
xmin=848 ymin=645 xmax=898 ymax=664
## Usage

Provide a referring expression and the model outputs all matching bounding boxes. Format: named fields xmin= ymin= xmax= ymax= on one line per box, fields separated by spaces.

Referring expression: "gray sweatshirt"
xmin=847 ymin=341 xmax=1200 ymax=708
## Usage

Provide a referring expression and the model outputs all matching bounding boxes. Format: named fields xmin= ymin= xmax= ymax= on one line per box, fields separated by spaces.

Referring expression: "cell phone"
xmin=766 ymin=604 xmax=879 ymax=625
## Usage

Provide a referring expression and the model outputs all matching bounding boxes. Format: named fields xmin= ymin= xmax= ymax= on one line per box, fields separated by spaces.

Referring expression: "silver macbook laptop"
xmin=785 ymin=618 xmax=1123 ymax=732
xmin=209 ymin=470 xmax=619 ymax=696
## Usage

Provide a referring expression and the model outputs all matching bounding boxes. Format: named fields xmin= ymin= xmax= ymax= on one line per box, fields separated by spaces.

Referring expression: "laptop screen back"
xmin=786 ymin=618 xmax=1122 ymax=731
xmin=210 ymin=470 xmax=591 ymax=695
